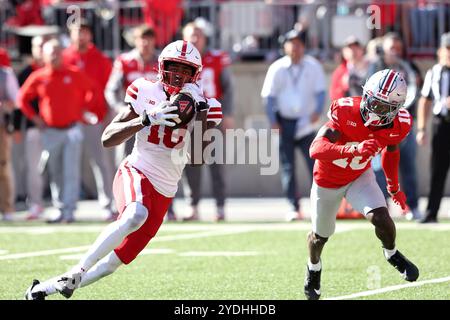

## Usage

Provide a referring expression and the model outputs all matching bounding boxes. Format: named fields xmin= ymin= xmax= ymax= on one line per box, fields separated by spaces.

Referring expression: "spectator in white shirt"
xmin=261 ymin=29 xmax=326 ymax=221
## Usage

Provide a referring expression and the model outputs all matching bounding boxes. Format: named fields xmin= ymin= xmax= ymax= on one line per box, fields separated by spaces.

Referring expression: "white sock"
xmin=80 ymin=252 xmax=122 ymax=288
xmin=77 ymin=203 xmax=147 ymax=271
xmin=308 ymin=259 xmax=322 ymax=271
xmin=383 ymin=247 xmax=397 ymax=259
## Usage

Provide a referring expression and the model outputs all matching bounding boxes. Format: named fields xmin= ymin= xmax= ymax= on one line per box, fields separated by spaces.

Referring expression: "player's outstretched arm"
xmin=101 ymin=104 xmax=144 ymax=148
xmin=310 ymin=124 xmax=380 ymax=160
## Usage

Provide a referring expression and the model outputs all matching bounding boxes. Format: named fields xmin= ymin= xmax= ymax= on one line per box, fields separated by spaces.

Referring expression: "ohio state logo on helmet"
xmin=360 ymin=69 xmax=407 ymax=127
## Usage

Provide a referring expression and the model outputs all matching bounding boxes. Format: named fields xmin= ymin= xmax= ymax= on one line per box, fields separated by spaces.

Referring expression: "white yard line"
xmin=0 ymin=228 xmax=253 ymax=261
xmin=0 ymin=246 xmax=91 ymax=261
xmin=179 ymin=251 xmax=261 ymax=257
xmin=326 ymin=276 xmax=450 ymax=300
xmin=0 ymin=222 xmax=448 ymax=234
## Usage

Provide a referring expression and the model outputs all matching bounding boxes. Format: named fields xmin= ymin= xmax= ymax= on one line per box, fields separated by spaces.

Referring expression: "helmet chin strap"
xmin=364 ymin=112 xmax=381 ymax=127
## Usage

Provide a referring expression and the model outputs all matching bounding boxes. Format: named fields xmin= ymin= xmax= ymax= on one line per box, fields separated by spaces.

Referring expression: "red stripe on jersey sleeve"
xmin=130 ymin=84 xmax=139 ymax=93
xmin=207 ymin=114 xmax=223 ymax=119
xmin=126 ymin=89 xmax=137 ymax=100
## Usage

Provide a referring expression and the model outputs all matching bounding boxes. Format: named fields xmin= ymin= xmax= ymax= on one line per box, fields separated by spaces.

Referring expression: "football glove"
xmin=388 ymin=186 xmax=407 ymax=210
xmin=144 ymin=100 xmax=179 ymax=127
xmin=348 ymin=139 xmax=381 ymax=158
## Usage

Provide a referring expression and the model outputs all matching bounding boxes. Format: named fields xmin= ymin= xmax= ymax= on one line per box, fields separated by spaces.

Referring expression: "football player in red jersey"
xmin=304 ymin=69 xmax=419 ymax=300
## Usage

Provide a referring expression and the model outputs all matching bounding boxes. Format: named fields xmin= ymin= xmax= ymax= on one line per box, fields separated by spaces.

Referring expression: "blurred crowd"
xmin=1 ymin=0 xmax=450 ymax=224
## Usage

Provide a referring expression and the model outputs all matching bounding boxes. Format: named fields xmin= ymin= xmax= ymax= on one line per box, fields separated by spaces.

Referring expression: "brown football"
xmin=168 ymin=92 xmax=196 ymax=129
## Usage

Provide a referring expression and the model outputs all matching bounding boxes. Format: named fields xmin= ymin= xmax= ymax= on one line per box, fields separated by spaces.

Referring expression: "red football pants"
xmin=113 ymin=161 xmax=172 ymax=264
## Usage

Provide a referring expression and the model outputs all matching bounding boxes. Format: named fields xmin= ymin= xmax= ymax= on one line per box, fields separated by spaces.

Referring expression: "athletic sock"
xmin=308 ymin=259 xmax=322 ymax=271
xmin=383 ymin=247 xmax=397 ymax=260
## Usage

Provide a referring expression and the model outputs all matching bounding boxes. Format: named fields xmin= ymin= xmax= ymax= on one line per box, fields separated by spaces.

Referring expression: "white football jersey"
xmin=124 ymin=77 xmax=222 ymax=197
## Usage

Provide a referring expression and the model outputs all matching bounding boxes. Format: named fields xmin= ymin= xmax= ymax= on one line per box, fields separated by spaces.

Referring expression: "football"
xmin=168 ymin=92 xmax=196 ymax=129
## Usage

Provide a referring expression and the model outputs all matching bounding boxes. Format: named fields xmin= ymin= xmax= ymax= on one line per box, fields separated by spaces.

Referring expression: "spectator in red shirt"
xmin=63 ymin=21 xmax=116 ymax=220
xmin=12 ymin=35 xmax=49 ymax=220
xmin=17 ymin=39 xmax=98 ymax=223
xmin=330 ymin=36 xmax=368 ymax=101
xmin=105 ymin=25 xmax=159 ymax=163
xmin=142 ymin=0 xmax=183 ymax=47
xmin=5 ymin=0 xmax=44 ymax=27
xmin=0 ymin=48 xmax=11 ymax=67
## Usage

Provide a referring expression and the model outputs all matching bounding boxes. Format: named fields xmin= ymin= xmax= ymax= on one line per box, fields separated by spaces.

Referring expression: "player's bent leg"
xmin=77 ymin=201 xmax=149 ymax=272
xmin=79 ymin=251 xmax=122 ymax=288
xmin=366 ymin=207 xmax=396 ymax=249
xmin=304 ymin=232 xmax=328 ymax=300
xmin=347 ymin=170 xmax=419 ymax=282
xmin=305 ymin=182 xmax=343 ymax=300
xmin=26 ymin=202 xmax=149 ymax=299
xmin=366 ymin=207 xmax=419 ymax=282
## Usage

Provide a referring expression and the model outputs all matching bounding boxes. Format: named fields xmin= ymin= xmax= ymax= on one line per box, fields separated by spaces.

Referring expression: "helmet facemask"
xmin=160 ymin=60 xmax=198 ymax=95
xmin=360 ymin=92 xmax=401 ymax=127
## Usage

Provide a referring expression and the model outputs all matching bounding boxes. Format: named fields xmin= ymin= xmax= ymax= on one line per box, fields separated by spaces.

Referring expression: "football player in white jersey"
xmin=24 ymin=40 xmax=223 ymax=300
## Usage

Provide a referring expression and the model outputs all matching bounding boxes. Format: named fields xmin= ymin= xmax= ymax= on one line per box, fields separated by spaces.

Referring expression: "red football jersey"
xmin=116 ymin=49 xmax=158 ymax=89
xmin=199 ymin=50 xmax=231 ymax=99
xmin=313 ymin=96 xmax=412 ymax=188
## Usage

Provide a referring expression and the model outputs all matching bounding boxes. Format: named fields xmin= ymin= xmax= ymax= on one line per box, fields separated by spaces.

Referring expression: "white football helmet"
xmin=361 ymin=69 xmax=407 ymax=127
xmin=158 ymin=40 xmax=202 ymax=95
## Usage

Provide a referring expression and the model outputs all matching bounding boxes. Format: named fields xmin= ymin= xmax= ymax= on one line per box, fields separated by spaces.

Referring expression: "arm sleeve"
xmin=314 ymin=63 xmax=327 ymax=94
xmin=264 ymin=96 xmax=278 ymax=125
xmin=5 ymin=69 xmax=20 ymax=102
xmin=206 ymin=97 xmax=223 ymax=126
xmin=79 ymin=72 xmax=100 ymax=116
xmin=420 ymin=69 xmax=433 ymax=100
xmin=309 ymin=127 xmax=353 ymax=161
xmin=219 ymin=67 xmax=234 ymax=116
xmin=381 ymin=147 xmax=400 ymax=191
xmin=261 ymin=64 xmax=279 ymax=98
xmin=124 ymin=78 xmax=145 ymax=115
xmin=315 ymin=91 xmax=326 ymax=114
xmin=105 ymin=59 xmax=125 ymax=109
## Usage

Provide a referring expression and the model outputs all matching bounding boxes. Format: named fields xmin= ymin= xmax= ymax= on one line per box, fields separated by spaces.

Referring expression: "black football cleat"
xmin=304 ymin=266 xmax=322 ymax=300
xmin=387 ymin=250 xmax=419 ymax=282
xmin=24 ymin=279 xmax=47 ymax=300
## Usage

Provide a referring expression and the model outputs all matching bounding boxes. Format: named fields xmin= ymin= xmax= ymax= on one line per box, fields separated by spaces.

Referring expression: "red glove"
xmin=347 ymin=139 xmax=381 ymax=158
xmin=388 ymin=186 xmax=407 ymax=210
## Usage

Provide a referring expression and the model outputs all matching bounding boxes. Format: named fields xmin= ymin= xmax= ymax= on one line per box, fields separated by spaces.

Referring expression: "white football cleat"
xmin=55 ymin=272 xmax=82 ymax=299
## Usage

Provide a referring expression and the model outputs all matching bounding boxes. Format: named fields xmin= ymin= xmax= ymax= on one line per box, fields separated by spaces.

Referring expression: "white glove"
xmin=180 ymin=82 xmax=206 ymax=104
xmin=147 ymin=101 xmax=179 ymax=127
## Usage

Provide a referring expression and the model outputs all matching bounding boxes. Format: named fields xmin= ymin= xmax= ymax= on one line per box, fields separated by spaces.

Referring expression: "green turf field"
xmin=0 ymin=221 xmax=449 ymax=300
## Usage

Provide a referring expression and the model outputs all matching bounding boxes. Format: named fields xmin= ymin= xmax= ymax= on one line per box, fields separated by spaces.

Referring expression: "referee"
xmin=416 ymin=33 xmax=450 ymax=223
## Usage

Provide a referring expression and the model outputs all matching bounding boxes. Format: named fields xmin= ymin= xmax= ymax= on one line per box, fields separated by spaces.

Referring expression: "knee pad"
xmin=121 ymin=202 xmax=148 ymax=231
